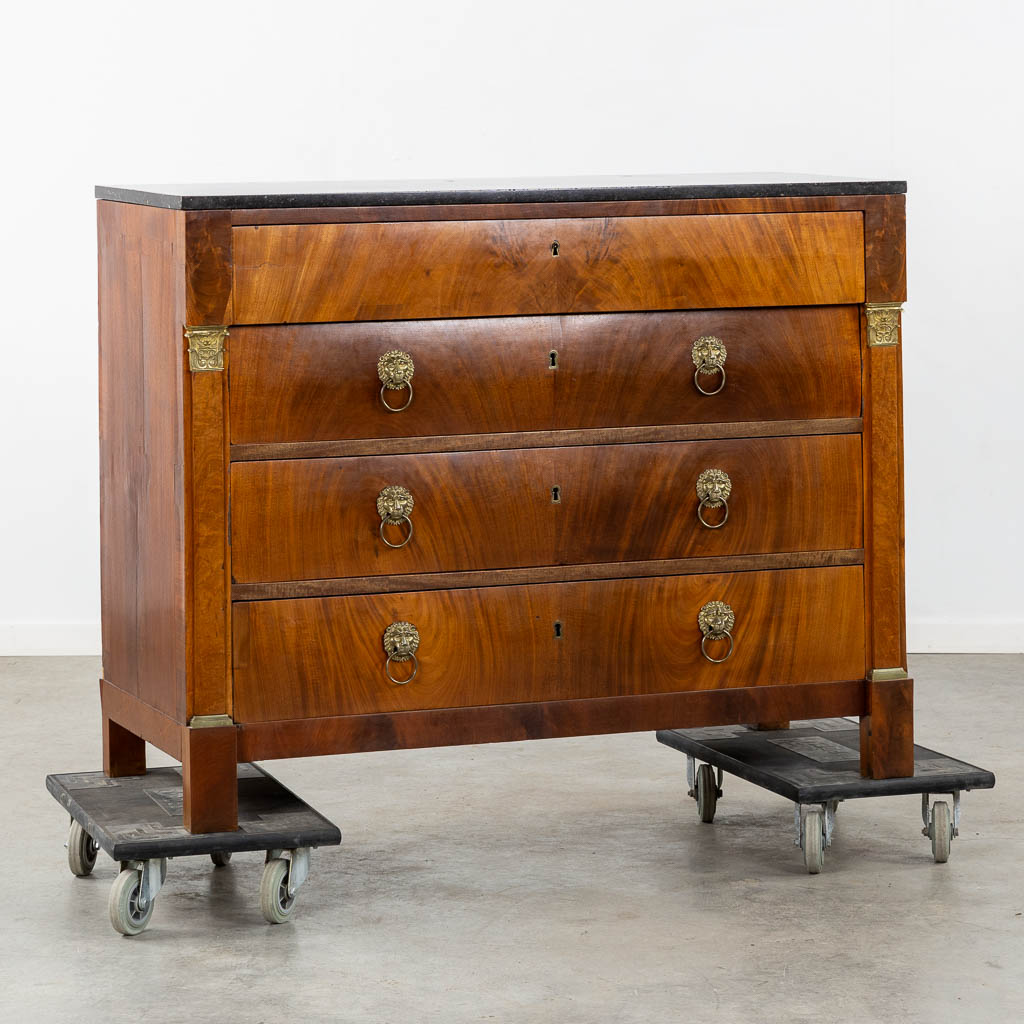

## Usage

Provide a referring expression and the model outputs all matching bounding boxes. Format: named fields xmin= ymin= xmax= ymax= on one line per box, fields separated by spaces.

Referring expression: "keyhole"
xmin=549 ymin=349 xmax=558 ymax=369
xmin=551 ymin=485 xmax=561 ymax=503
xmin=553 ymin=620 xmax=563 ymax=638
xmin=550 ymin=240 xmax=560 ymax=256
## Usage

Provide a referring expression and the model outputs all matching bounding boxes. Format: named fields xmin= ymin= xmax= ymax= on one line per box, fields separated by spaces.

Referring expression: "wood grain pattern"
xmin=863 ymin=321 xmax=907 ymax=671
xmin=863 ymin=195 xmax=907 ymax=302
xmin=230 ymin=549 xmax=865 ymax=601
xmin=860 ymin=677 xmax=914 ymax=779
xmin=230 ymin=435 xmax=863 ymax=583
xmin=186 ymin=363 xmax=232 ymax=719
xmin=229 ymin=306 xmax=862 ymax=445
xmin=231 ymin=566 xmax=866 ymax=722
xmin=98 ymin=201 xmax=188 ymax=722
xmin=182 ymin=724 xmax=238 ymax=833
xmin=231 ymin=213 xmax=865 ymax=324
xmin=237 ymin=679 xmax=867 ymax=760
xmin=185 ymin=211 xmax=233 ymax=325
xmin=100 ymin=677 xmax=184 ymax=762
xmin=231 ymin=418 xmax=864 ymax=464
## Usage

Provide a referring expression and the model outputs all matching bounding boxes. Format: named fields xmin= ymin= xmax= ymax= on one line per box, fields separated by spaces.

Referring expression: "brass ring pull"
xmin=698 ymin=601 xmax=735 ymax=664
xmin=380 ymin=381 xmax=413 ymax=412
xmin=383 ymin=621 xmax=420 ymax=685
xmin=379 ymin=516 xmax=413 ymax=548
xmin=386 ymin=651 xmax=418 ymax=685
xmin=693 ymin=364 xmax=726 ymax=395
xmin=696 ymin=469 xmax=732 ymax=529
xmin=377 ymin=485 xmax=415 ymax=549
xmin=378 ymin=350 xmax=415 ymax=412
xmin=700 ymin=632 xmax=734 ymax=663
xmin=691 ymin=336 xmax=727 ymax=396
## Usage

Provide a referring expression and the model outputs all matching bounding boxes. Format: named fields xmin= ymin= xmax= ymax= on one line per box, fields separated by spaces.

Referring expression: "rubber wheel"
xmin=109 ymin=868 xmax=155 ymax=936
xmin=210 ymin=851 xmax=232 ymax=867
xmin=802 ymin=809 xmax=824 ymax=874
xmin=931 ymin=801 xmax=951 ymax=863
xmin=260 ymin=858 xmax=296 ymax=924
xmin=67 ymin=820 xmax=99 ymax=877
xmin=695 ymin=764 xmax=718 ymax=823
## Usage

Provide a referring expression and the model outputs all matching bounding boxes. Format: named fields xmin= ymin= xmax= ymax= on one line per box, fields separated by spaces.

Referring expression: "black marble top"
xmin=95 ymin=173 xmax=907 ymax=211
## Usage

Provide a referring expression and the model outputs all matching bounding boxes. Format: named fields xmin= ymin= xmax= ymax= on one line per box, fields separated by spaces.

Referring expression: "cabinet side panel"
xmin=98 ymin=201 xmax=187 ymax=721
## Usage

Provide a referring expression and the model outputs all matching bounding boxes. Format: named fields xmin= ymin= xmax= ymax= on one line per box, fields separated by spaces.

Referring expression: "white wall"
xmin=1 ymin=0 xmax=1021 ymax=654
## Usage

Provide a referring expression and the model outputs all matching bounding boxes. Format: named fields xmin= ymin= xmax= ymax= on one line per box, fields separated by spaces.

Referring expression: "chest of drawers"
xmin=95 ymin=174 xmax=912 ymax=833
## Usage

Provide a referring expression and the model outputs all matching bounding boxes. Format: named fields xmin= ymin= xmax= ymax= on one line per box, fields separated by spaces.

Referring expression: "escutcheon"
xmin=698 ymin=600 xmax=735 ymax=663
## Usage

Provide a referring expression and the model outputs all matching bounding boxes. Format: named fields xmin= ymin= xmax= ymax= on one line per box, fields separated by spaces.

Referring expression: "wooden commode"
xmin=95 ymin=174 xmax=912 ymax=833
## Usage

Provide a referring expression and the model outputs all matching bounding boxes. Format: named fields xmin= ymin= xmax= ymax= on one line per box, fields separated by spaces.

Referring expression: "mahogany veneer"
xmin=231 ymin=212 xmax=865 ymax=324
xmin=230 ymin=434 xmax=863 ymax=582
xmin=232 ymin=566 xmax=866 ymax=721
xmin=229 ymin=306 xmax=862 ymax=445
xmin=96 ymin=175 xmax=910 ymax=833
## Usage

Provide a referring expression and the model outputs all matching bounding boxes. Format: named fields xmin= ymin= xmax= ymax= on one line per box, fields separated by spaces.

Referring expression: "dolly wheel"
xmin=109 ymin=869 xmax=155 ymax=936
xmin=931 ymin=801 xmax=951 ymax=863
xmin=802 ymin=809 xmax=825 ymax=875
xmin=260 ymin=858 xmax=297 ymax=924
xmin=210 ymin=851 xmax=232 ymax=867
xmin=695 ymin=764 xmax=718 ymax=823
xmin=67 ymin=821 xmax=99 ymax=877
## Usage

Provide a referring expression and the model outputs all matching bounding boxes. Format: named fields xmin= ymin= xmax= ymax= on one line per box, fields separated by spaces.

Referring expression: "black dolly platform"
xmin=657 ymin=718 xmax=995 ymax=873
xmin=47 ymin=763 xmax=341 ymax=934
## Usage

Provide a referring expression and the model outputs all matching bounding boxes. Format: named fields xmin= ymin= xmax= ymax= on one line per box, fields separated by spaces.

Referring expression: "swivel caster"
xmin=66 ymin=820 xmax=99 ymax=877
xmin=695 ymin=763 xmax=719 ymax=824
xmin=211 ymin=850 xmax=232 ymax=867
xmin=801 ymin=809 xmax=825 ymax=874
xmin=259 ymin=848 xmax=311 ymax=925
xmin=109 ymin=858 xmax=166 ymax=936
xmin=929 ymin=801 xmax=951 ymax=863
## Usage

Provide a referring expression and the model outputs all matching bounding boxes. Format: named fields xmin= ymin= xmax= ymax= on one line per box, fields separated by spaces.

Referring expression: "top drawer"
xmin=231 ymin=212 xmax=865 ymax=324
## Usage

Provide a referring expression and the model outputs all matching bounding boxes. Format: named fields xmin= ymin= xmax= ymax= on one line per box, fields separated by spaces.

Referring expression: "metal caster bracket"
xmin=266 ymin=847 xmax=311 ymax=899
xmin=922 ymin=791 xmax=961 ymax=839
xmin=122 ymin=857 xmax=167 ymax=910
xmin=686 ymin=755 xmax=723 ymax=800
xmin=794 ymin=800 xmax=839 ymax=849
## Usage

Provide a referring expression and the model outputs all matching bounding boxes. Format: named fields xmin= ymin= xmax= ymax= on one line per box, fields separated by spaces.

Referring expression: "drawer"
xmin=231 ymin=566 xmax=866 ymax=720
xmin=231 ymin=212 xmax=864 ymax=324
xmin=229 ymin=306 xmax=862 ymax=445
xmin=229 ymin=434 xmax=863 ymax=583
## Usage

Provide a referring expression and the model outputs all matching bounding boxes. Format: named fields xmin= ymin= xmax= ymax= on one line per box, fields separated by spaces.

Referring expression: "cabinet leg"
xmin=103 ymin=715 xmax=146 ymax=777
xmin=183 ymin=725 xmax=238 ymax=833
xmin=860 ymin=676 xmax=914 ymax=779
xmin=754 ymin=721 xmax=790 ymax=731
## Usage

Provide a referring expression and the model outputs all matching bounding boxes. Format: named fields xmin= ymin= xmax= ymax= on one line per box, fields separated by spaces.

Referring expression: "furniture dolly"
xmin=47 ymin=764 xmax=340 ymax=934
xmin=657 ymin=719 xmax=995 ymax=873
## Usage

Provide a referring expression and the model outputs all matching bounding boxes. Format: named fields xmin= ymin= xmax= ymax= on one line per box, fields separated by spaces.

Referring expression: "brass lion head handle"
xmin=383 ymin=621 xmax=420 ymax=684
xmin=691 ymin=336 xmax=727 ymax=395
xmin=696 ymin=468 xmax=732 ymax=529
xmin=698 ymin=600 xmax=735 ymax=663
xmin=377 ymin=485 xmax=415 ymax=549
xmin=377 ymin=350 xmax=415 ymax=412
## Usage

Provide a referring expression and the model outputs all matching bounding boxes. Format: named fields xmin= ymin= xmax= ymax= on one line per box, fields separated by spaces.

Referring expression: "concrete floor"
xmin=0 ymin=655 xmax=1020 ymax=1023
